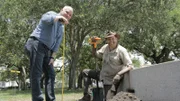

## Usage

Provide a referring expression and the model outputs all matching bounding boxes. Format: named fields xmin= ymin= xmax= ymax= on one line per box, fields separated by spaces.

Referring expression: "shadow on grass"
xmin=55 ymin=88 xmax=83 ymax=94
xmin=0 ymin=87 xmax=83 ymax=95
xmin=0 ymin=88 xmax=31 ymax=95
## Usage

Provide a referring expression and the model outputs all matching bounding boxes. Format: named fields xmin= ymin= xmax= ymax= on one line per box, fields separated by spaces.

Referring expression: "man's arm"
xmin=113 ymin=65 xmax=133 ymax=85
xmin=92 ymin=45 xmax=96 ymax=57
xmin=113 ymin=47 xmax=133 ymax=83
xmin=41 ymin=11 xmax=56 ymax=24
xmin=117 ymin=65 xmax=133 ymax=76
xmin=48 ymin=52 xmax=56 ymax=65
xmin=118 ymin=47 xmax=133 ymax=76
xmin=51 ymin=52 xmax=56 ymax=58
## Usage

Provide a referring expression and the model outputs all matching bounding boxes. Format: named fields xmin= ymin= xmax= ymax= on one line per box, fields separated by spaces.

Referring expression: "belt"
xmin=29 ymin=36 xmax=38 ymax=40
xmin=29 ymin=36 xmax=51 ymax=53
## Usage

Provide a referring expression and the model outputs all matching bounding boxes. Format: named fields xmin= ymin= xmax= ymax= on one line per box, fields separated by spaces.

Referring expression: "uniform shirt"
xmin=30 ymin=11 xmax=64 ymax=52
xmin=96 ymin=44 xmax=132 ymax=85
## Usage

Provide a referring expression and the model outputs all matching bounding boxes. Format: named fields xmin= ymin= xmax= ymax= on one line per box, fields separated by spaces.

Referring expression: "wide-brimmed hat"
xmin=105 ymin=31 xmax=120 ymax=39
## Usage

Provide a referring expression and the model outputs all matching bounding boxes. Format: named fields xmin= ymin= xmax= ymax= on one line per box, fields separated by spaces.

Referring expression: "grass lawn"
xmin=0 ymin=88 xmax=83 ymax=101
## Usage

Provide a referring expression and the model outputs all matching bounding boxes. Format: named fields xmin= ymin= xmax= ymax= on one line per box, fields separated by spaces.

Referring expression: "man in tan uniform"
xmin=93 ymin=31 xmax=133 ymax=101
xmin=79 ymin=31 xmax=133 ymax=101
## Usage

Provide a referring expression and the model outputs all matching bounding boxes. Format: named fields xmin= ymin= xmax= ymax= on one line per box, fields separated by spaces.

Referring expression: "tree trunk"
xmin=69 ymin=60 xmax=76 ymax=89
xmin=151 ymin=47 xmax=171 ymax=64
xmin=77 ymin=71 xmax=83 ymax=89
xmin=68 ymin=53 xmax=79 ymax=89
xmin=17 ymin=66 xmax=27 ymax=90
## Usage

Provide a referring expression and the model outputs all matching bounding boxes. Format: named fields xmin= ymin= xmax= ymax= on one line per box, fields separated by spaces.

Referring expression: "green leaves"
xmin=121 ymin=0 xmax=179 ymax=63
xmin=0 ymin=0 xmax=180 ymax=89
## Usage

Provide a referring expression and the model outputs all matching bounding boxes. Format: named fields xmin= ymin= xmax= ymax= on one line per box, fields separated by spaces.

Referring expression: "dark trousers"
xmin=25 ymin=37 xmax=55 ymax=101
xmin=82 ymin=69 xmax=100 ymax=95
xmin=105 ymin=76 xmax=124 ymax=101
xmin=104 ymin=85 xmax=112 ymax=101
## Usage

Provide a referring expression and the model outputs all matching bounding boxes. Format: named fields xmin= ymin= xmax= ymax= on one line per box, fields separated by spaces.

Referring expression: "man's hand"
xmin=91 ymin=36 xmax=98 ymax=42
xmin=54 ymin=15 xmax=69 ymax=25
xmin=113 ymin=74 xmax=121 ymax=84
xmin=48 ymin=57 xmax=55 ymax=65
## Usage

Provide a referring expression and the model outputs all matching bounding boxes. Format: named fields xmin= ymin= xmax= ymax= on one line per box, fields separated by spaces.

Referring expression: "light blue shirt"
xmin=30 ymin=11 xmax=64 ymax=52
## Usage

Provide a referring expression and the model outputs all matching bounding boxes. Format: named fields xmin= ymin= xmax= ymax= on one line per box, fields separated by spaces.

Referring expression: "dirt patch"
xmin=108 ymin=92 xmax=141 ymax=101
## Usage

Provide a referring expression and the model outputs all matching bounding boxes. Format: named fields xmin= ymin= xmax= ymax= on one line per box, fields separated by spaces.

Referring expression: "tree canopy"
xmin=0 ymin=0 xmax=179 ymax=89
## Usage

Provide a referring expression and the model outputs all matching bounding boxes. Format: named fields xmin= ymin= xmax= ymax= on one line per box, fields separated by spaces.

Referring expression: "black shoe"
xmin=78 ymin=94 xmax=91 ymax=101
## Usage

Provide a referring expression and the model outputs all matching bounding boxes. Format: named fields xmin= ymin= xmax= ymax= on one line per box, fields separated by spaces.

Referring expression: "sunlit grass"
xmin=0 ymin=88 xmax=83 ymax=101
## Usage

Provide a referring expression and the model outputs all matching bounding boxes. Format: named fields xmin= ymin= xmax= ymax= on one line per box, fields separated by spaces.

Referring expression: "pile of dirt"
xmin=108 ymin=92 xmax=141 ymax=101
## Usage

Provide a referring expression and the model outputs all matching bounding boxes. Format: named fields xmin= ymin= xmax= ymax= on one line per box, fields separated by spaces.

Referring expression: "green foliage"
xmin=0 ymin=70 xmax=18 ymax=81
xmin=118 ymin=0 xmax=180 ymax=63
xmin=78 ymin=45 xmax=102 ymax=70
xmin=0 ymin=0 xmax=180 ymax=89
xmin=132 ymin=58 xmax=141 ymax=68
